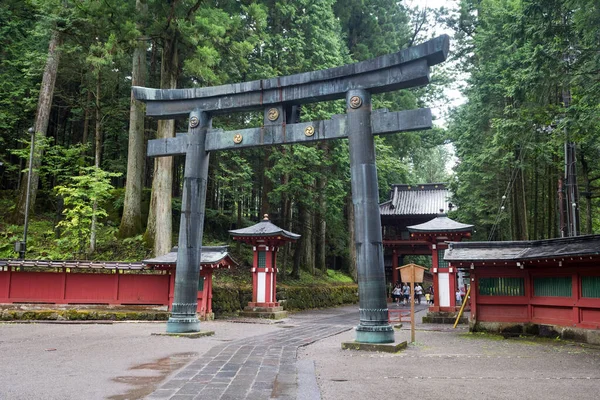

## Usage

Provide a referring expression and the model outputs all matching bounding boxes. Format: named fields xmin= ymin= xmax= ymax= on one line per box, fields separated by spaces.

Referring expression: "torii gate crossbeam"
xmin=134 ymin=35 xmax=449 ymax=344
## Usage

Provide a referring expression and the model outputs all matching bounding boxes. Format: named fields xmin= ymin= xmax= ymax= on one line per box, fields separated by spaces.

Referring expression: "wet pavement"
xmin=145 ymin=308 xmax=362 ymax=400
xmin=144 ymin=303 xmax=430 ymax=400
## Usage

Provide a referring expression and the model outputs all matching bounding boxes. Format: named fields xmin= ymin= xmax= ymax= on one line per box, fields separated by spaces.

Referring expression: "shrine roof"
xmin=143 ymin=246 xmax=236 ymax=267
xmin=0 ymin=259 xmax=145 ymax=270
xmin=408 ymin=214 xmax=473 ymax=233
xmin=380 ymin=183 xmax=452 ymax=216
xmin=444 ymin=235 xmax=600 ymax=262
xmin=229 ymin=216 xmax=300 ymax=240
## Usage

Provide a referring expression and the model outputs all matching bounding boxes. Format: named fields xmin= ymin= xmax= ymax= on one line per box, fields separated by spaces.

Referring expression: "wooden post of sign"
xmin=410 ymin=266 xmax=415 ymax=343
xmin=398 ymin=263 xmax=427 ymax=344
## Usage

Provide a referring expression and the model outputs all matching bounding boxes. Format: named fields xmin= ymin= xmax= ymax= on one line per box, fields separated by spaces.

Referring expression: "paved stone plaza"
xmin=1 ymin=304 xmax=599 ymax=399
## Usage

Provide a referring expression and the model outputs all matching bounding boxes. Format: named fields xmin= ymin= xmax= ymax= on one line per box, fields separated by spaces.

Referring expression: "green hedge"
xmin=278 ymin=285 xmax=358 ymax=310
xmin=211 ymin=284 xmax=358 ymax=316
xmin=0 ymin=309 xmax=169 ymax=321
xmin=211 ymin=285 xmax=253 ymax=315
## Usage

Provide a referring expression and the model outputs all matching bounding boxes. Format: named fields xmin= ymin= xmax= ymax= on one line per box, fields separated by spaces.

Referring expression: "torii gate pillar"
xmin=167 ymin=110 xmax=210 ymax=333
xmin=347 ymin=89 xmax=394 ymax=343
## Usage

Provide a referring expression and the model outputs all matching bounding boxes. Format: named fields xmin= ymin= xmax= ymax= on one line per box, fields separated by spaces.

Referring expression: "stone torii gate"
xmin=134 ymin=35 xmax=449 ymax=343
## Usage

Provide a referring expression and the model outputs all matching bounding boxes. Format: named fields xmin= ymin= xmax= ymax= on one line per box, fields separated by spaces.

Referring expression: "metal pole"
xmin=346 ymin=89 xmax=394 ymax=344
xmin=166 ymin=109 xmax=210 ymax=333
xmin=20 ymin=127 xmax=35 ymax=260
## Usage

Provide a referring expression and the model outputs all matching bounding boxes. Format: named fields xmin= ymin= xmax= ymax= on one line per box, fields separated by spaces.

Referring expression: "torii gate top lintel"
xmin=133 ymin=35 xmax=449 ymax=118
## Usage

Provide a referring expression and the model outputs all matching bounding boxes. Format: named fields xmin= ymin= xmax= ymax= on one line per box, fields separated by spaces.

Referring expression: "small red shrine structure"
xmin=407 ymin=212 xmax=473 ymax=312
xmin=445 ymin=235 xmax=600 ymax=344
xmin=230 ymin=214 xmax=300 ymax=319
xmin=143 ymin=246 xmax=236 ymax=320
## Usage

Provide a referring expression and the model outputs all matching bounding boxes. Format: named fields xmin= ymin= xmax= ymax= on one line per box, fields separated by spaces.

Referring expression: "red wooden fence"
xmin=0 ymin=268 xmax=172 ymax=306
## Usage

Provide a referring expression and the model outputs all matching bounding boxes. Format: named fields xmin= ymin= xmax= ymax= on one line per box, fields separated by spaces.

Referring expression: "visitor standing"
xmin=402 ymin=283 xmax=410 ymax=305
xmin=392 ymin=284 xmax=402 ymax=306
xmin=414 ymin=283 xmax=423 ymax=304
xmin=427 ymin=285 xmax=434 ymax=305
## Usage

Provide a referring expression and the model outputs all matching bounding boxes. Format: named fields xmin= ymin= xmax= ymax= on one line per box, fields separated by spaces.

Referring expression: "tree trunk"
xmin=315 ymin=175 xmax=327 ymax=273
xmin=580 ymin=151 xmax=593 ymax=234
xmin=316 ymin=143 xmax=328 ymax=273
xmin=89 ymin=71 xmax=102 ymax=253
xmin=281 ymin=159 xmax=291 ymax=278
xmin=547 ymin=163 xmax=556 ymax=239
xmin=13 ymin=29 xmax=62 ymax=224
xmin=533 ymin=150 xmax=539 ymax=239
xmin=144 ymin=34 xmax=178 ymax=256
xmin=82 ymin=90 xmax=92 ymax=146
xmin=301 ymin=207 xmax=314 ymax=274
xmin=511 ymin=150 xmax=528 ymax=241
xmin=260 ymin=147 xmax=273 ymax=216
xmin=292 ymin=202 xmax=305 ymax=279
xmin=119 ymin=1 xmax=148 ymax=238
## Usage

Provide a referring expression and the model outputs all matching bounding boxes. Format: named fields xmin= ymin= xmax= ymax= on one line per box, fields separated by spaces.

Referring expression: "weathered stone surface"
xmin=341 ymin=340 xmax=408 ymax=353
xmin=133 ymin=35 xmax=449 ymax=118
xmin=240 ymin=310 xmax=288 ymax=320
xmin=151 ymin=330 xmax=215 ymax=338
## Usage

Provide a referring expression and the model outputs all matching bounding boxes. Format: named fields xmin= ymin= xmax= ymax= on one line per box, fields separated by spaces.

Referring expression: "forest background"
xmin=0 ymin=0 xmax=599 ymax=282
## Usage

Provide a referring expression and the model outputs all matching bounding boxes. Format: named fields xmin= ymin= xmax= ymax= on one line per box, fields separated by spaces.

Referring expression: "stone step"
xmin=243 ymin=306 xmax=284 ymax=312
xmin=240 ymin=310 xmax=288 ymax=320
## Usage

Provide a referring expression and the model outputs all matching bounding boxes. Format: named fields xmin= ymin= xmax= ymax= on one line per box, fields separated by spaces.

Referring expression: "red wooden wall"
xmin=0 ymin=269 xmax=171 ymax=306
xmin=471 ymin=265 xmax=600 ymax=330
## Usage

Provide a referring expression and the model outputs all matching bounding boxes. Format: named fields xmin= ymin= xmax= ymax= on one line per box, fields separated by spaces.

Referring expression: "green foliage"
xmin=211 ymin=280 xmax=358 ymax=315
xmin=278 ymin=285 xmax=358 ymax=310
xmin=447 ymin=0 xmax=600 ymax=239
xmin=0 ymin=0 xmax=451 ymax=273
xmin=54 ymin=166 xmax=121 ymax=254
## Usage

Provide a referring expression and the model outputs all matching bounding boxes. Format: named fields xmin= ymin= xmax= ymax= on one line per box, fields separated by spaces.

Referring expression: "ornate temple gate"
xmin=134 ymin=35 xmax=449 ymax=342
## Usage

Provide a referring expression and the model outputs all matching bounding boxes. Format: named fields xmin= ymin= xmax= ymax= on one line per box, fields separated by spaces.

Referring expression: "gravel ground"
xmin=298 ymin=309 xmax=600 ymax=400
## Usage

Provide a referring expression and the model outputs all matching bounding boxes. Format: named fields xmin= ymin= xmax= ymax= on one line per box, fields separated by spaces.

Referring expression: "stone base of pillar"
xmin=241 ymin=305 xmax=288 ymax=320
xmin=166 ymin=316 xmax=201 ymax=333
xmin=355 ymin=323 xmax=395 ymax=343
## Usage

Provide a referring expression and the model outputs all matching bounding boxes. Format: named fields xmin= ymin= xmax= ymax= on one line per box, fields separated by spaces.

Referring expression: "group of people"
xmin=391 ymin=282 xmax=434 ymax=306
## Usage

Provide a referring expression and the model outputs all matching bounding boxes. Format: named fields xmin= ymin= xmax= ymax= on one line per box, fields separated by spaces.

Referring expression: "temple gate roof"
xmin=380 ymin=183 xmax=452 ymax=216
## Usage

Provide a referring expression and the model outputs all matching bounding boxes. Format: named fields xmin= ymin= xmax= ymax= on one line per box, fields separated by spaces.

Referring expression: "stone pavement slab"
xmin=147 ymin=315 xmax=356 ymax=399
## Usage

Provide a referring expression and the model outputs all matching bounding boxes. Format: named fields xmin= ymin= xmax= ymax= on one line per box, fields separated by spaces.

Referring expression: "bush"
xmin=279 ymin=285 xmax=358 ymax=310
xmin=211 ymin=283 xmax=358 ymax=316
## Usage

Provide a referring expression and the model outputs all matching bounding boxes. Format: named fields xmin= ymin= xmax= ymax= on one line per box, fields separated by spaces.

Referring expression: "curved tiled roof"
xmin=408 ymin=214 xmax=473 ymax=233
xmin=444 ymin=235 xmax=600 ymax=262
xmin=143 ymin=246 xmax=236 ymax=267
xmin=229 ymin=216 xmax=300 ymax=240
xmin=380 ymin=183 xmax=452 ymax=216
